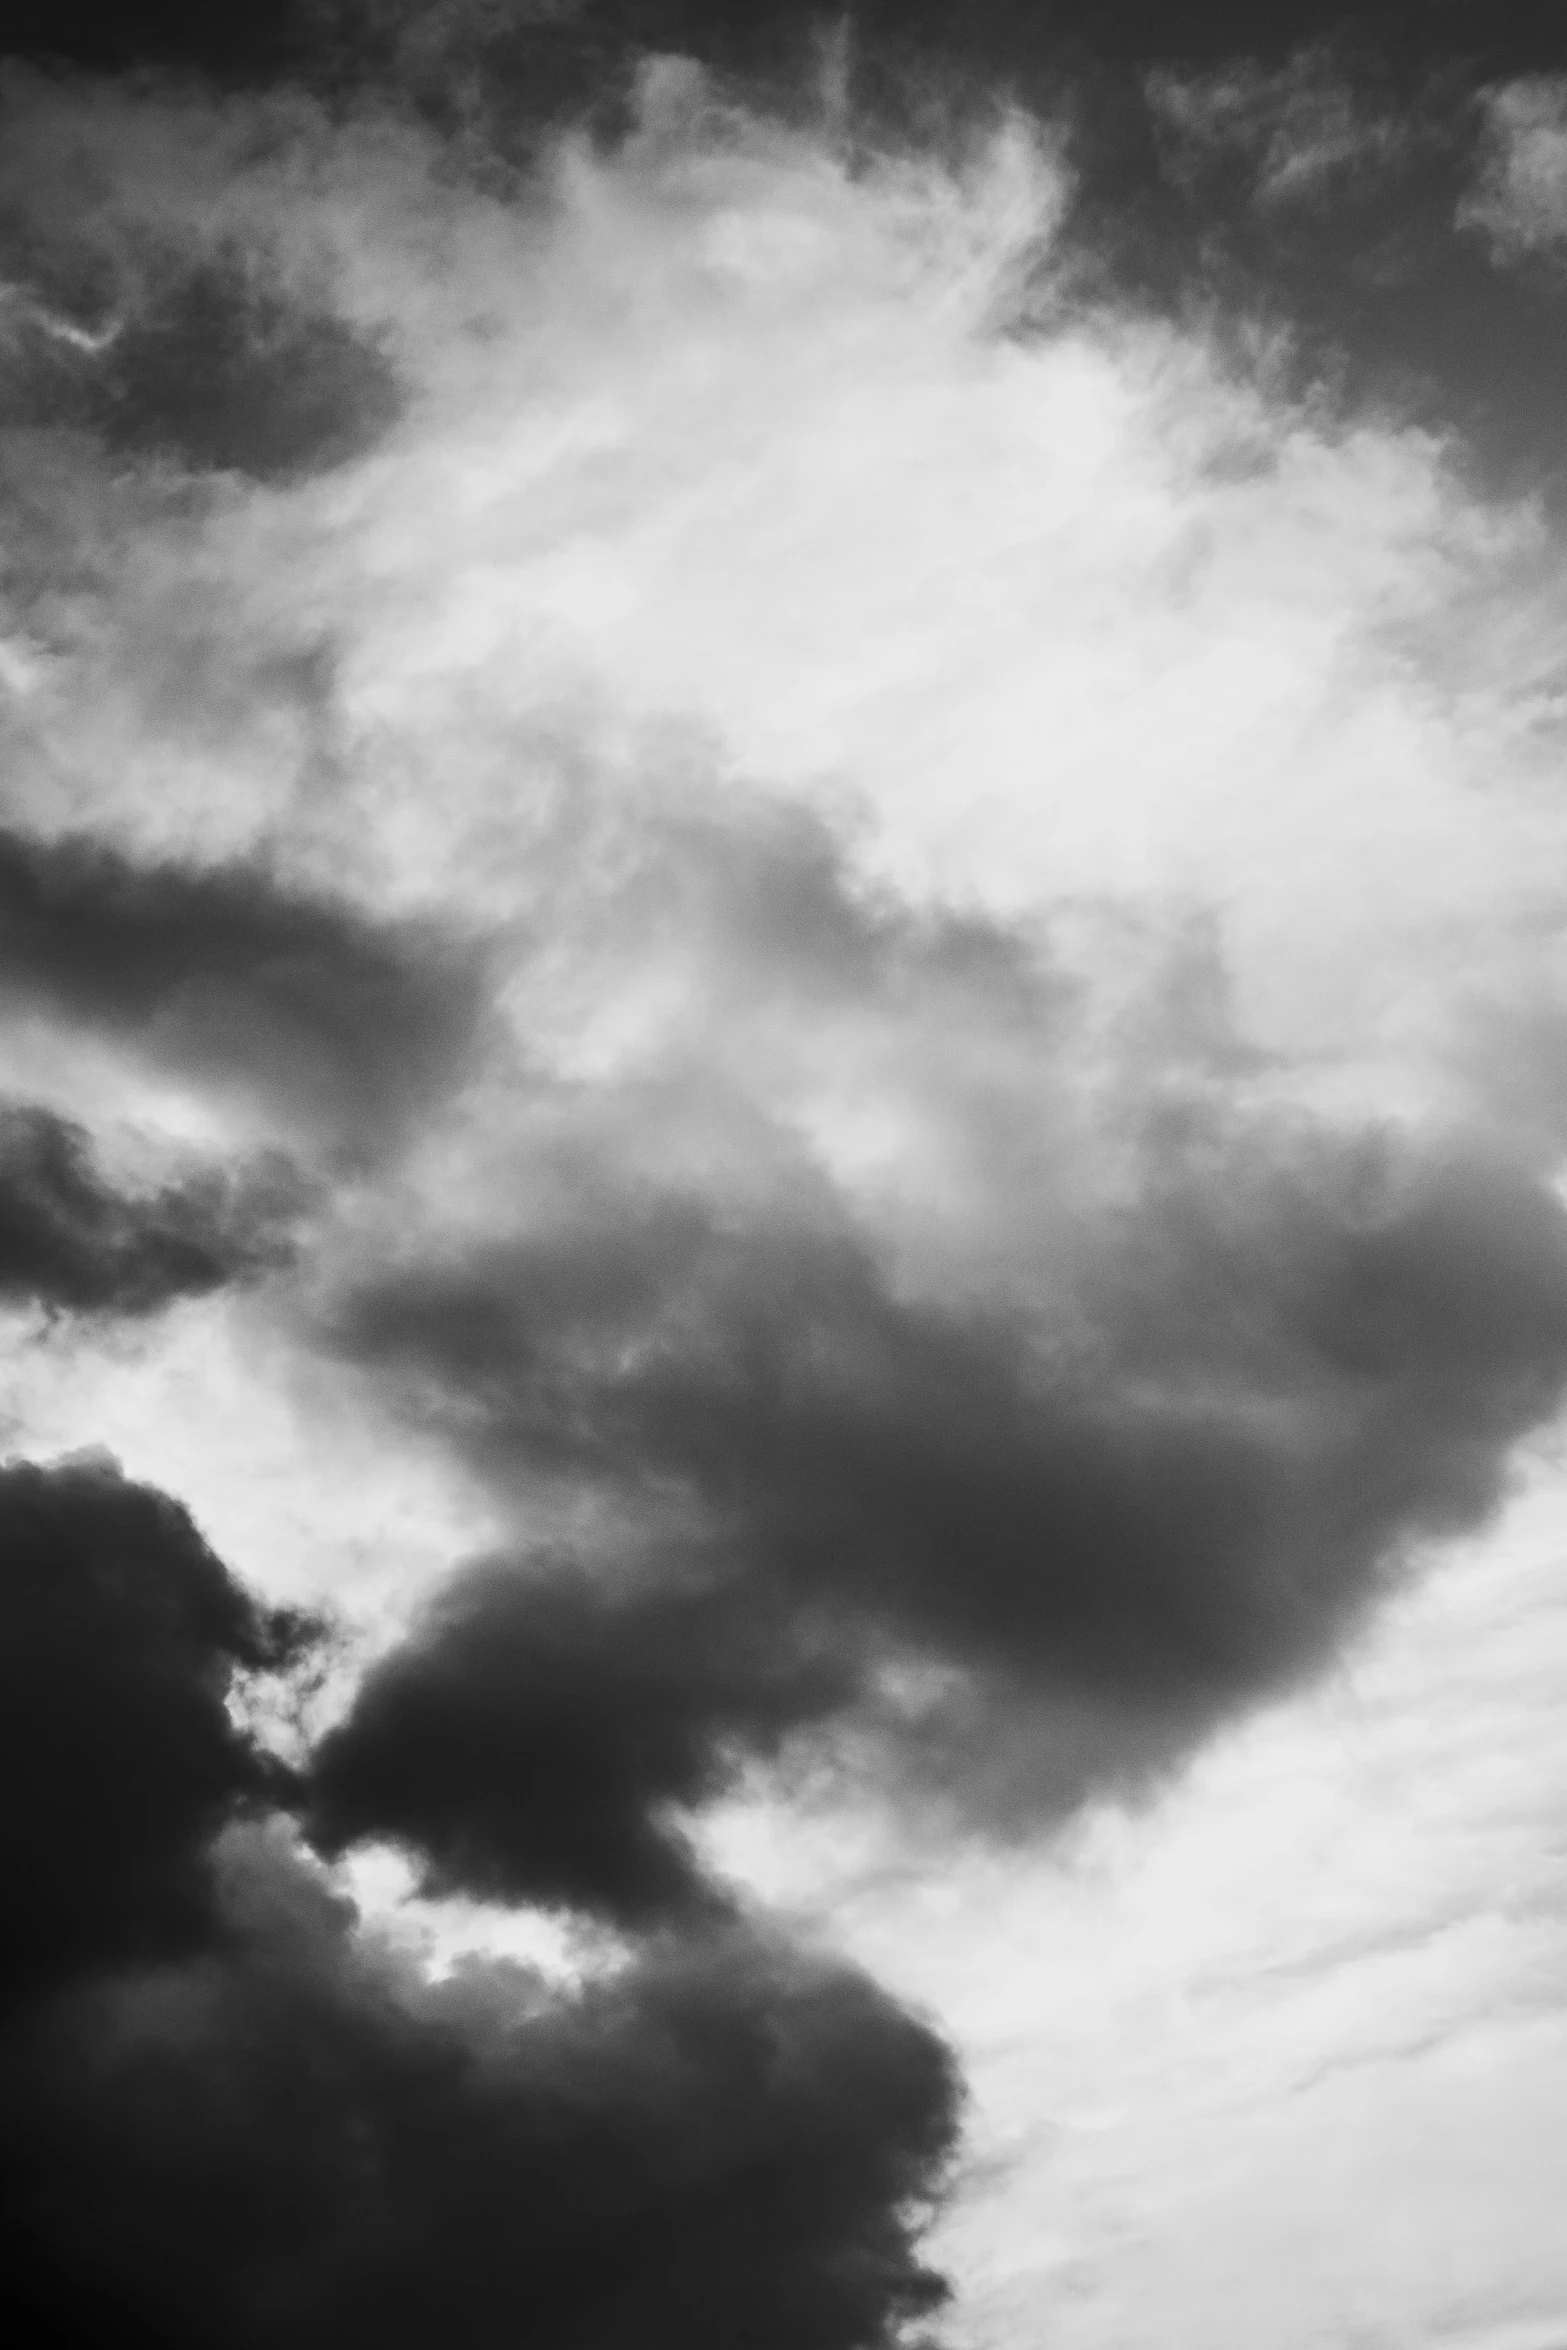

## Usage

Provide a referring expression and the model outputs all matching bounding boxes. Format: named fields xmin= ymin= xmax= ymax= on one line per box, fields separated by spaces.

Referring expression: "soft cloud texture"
xmin=0 ymin=824 xmax=493 ymax=1151
xmin=1462 ymin=75 xmax=1567 ymax=259
xmin=804 ymin=1464 xmax=1567 ymax=2350
xmin=0 ymin=1099 xmax=301 ymax=1317
xmin=0 ymin=1456 xmax=307 ymax=2010
xmin=5 ymin=19 xmax=1567 ymax=2348
xmin=0 ymin=1454 xmax=958 ymax=2350
xmin=1148 ymin=48 xmax=1408 ymax=208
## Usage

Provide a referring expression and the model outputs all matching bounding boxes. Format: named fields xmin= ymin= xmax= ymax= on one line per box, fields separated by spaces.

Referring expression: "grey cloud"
xmin=0 ymin=1456 xmax=309 ymax=2016
xmin=337 ymin=1133 xmax=1567 ymax=1677
xmin=307 ymin=1549 xmax=860 ymax=1924
xmin=1147 ymin=50 xmax=1409 ymax=209
xmin=0 ymin=1098 xmax=303 ymax=1316
xmin=0 ymin=825 xmax=492 ymax=1149
xmin=1459 ymin=76 xmax=1567 ymax=263
xmin=3 ymin=1833 xmax=957 ymax=2350
xmin=0 ymin=56 xmax=405 ymax=488
xmin=315 ymin=1092 xmax=1567 ymax=1904
xmin=0 ymin=254 xmax=405 ymax=484
xmin=6 ymin=28 xmax=1567 ymax=2341
xmin=0 ymin=1453 xmax=958 ymax=2350
xmin=280 ymin=798 xmax=1567 ymax=1908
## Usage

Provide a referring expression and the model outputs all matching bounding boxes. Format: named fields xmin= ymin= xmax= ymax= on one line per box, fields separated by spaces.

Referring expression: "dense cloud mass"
xmin=0 ymin=257 xmax=404 ymax=484
xmin=0 ymin=1099 xmax=301 ymax=1316
xmin=0 ymin=827 xmax=490 ymax=1146
xmin=308 ymin=1550 xmax=858 ymax=1922
xmin=318 ymin=1118 xmax=1567 ymax=1896
xmin=0 ymin=1458 xmax=958 ymax=2350
xmin=5 ymin=1866 xmax=956 ymax=2350
xmin=0 ymin=1457 xmax=307 ymax=2012
xmin=292 ymin=796 xmax=1567 ymax=1890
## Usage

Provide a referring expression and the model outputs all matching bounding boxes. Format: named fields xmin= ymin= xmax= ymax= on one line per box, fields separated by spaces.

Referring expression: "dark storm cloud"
xmin=308 ymin=1550 xmax=859 ymax=1923
xmin=0 ymin=1456 xmax=307 ymax=2014
xmin=0 ymin=826 xmax=490 ymax=1146
xmin=0 ymin=256 xmax=404 ymax=486
xmin=3 ymin=1837 xmax=956 ymax=2350
xmin=0 ymin=1099 xmax=302 ymax=1317
xmin=317 ymin=1126 xmax=1567 ymax=1898
xmin=0 ymin=1455 xmax=958 ymax=2350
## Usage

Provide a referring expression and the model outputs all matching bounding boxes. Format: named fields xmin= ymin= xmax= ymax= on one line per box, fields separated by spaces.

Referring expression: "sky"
xmin=3 ymin=6 xmax=1567 ymax=2347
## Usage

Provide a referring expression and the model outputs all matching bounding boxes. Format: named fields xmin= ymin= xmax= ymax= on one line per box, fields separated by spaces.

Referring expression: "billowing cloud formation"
xmin=283 ymin=797 xmax=1567 ymax=1911
xmin=317 ymin=1097 xmax=1567 ymax=1903
xmin=0 ymin=1099 xmax=301 ymax=1316
xmin=8 ymin=14 xmax=1567 ymax=2348
xmin=0 ymin=827 xmax=489 ymax=1146
xmin=309 ymin=1551 xmax=855 ymax=1922
xmin=0 ymin=1456 xmax=958 ymax=2350
xmin=0 ymin=1456 xmax=307 ymax=2011
xmin=5 ymin=1854 xmax=956 ymax=2350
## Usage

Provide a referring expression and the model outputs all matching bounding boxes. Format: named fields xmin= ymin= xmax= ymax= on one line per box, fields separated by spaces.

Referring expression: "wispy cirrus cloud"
xmin=1147 ymin=48 xmax=1409 ymax=210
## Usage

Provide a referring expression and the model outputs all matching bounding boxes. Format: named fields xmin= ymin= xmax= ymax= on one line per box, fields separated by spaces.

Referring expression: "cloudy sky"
xmin=4 ymin=5 xmax=1567 ymax=2347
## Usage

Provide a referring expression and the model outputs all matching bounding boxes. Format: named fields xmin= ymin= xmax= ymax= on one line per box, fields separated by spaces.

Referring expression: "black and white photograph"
xmin=3 ymin=7 xmax=1567 ymax=2347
